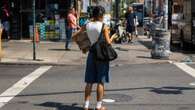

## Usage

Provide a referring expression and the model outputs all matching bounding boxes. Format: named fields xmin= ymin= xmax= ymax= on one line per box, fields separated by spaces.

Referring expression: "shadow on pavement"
xmin=115 ymin=47 xmax=129 ymax=51
xmin=136 ymin=56 xmax=152 ymax=59
xmin=15 ymin=90 xmax=84 ymax=97
xmin=138 ymin=40 xmax=152 ymax=49
xmin=150 ymin=86 xmax=195 ymax=95
xmin=49 ymin=49 xmax=66 ymax=51
xmin=17 ymin=58 xmax=44 ymax=61
xmin=35 ymin=102 xmax=84 ymax=110
xmin=2 ymin=86 xmax=192 ymax=98
xmin=139 ymin=39 xmax=195 ymax=55
xmin=137 ymin=56 xmax=170 ymax=60
xmin=49 ymin=49 xmax=79 ymax=52
xmin=170 ymin=44 xmax=195 ymax=54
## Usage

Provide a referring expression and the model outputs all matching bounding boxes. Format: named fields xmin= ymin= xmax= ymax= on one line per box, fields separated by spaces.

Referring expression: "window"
xmin=36 ymin=0 xmax=46 ymax=10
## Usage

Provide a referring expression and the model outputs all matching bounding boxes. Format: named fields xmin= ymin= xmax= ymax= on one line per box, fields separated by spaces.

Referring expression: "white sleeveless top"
xmin=86 ymin=21 xmax=103 ymax=45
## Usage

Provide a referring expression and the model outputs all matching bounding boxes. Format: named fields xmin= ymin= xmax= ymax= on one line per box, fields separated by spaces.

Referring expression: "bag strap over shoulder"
xmin=97 ymin=23 xmax=105 ymax=41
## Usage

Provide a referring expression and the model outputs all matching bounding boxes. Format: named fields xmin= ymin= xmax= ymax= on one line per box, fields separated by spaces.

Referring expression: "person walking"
xmin=73 ymin=6 xmax=116 ymax=110
xmin=0 ymin=5 xmax=10 ymax=40
xmin=125 ymin=6 xmax=136 ymax=42
xmin=65 ymin=7 xmax=79 ymax=51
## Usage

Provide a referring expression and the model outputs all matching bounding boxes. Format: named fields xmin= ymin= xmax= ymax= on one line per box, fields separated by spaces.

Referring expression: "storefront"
xmin=170 ymin=0 xmax=195 ymax=48
xmin=8 ymin=0 xmax=76 ymax=40
xmin=79 ymin=0 xmax=112 ymax=26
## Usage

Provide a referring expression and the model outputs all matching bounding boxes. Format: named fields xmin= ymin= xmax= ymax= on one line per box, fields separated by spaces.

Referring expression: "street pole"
xmin=164 ymin=0 xmax=168 ymax=30
xmin=32 ymin=0 xmax=36 ymax=60
xmin=115 ymin=0 xmax=120 ymax=23
xmin=89 ymin=0 xmax=92 ymax=6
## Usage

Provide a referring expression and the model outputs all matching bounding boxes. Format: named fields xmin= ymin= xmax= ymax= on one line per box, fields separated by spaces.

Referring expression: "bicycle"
xmin=112 ymin=21 xmax=131 ymax=44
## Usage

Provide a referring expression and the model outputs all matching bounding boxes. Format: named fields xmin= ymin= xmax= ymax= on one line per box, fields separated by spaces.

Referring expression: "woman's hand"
xmin=111 ymin=33 xmax=118 ymax=41
xmin=103 ymin=25 xmax=117 ymax=44
xmin=77 ymin=25 xmax=81 ymax=30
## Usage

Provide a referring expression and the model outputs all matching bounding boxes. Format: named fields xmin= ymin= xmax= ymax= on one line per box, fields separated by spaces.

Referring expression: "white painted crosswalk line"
xmin=173 ymin=63 xmax=195 ymax=78
xmin=0 ymin=66 xmax=52 ymax=108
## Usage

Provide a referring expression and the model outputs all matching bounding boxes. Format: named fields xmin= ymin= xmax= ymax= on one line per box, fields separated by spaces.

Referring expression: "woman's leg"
xmin=97 ymin=83 xmax=104 ymax=101
xmin=85 ymin=83 xmax=93 ymax=100
xmin=128 ymin=32 xmax=133 ymax=42
xmin=84 ymin=83 xmax=93 ymax=110
xmin=96 ymin=83 xmax=105 ymax=110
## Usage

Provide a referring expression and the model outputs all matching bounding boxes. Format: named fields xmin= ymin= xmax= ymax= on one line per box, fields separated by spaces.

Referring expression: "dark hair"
xmin=92 ymin=6 xmax=105 ymax=18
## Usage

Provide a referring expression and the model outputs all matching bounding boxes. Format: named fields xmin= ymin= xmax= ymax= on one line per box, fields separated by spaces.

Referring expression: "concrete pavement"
xmin=1 ymin=63 xmax=195 ymax=110
xmin=0 ymin=36 xmax=187 ymax=65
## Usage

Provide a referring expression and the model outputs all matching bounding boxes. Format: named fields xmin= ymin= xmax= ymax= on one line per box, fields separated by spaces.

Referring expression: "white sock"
xmin=96 ymin=101 xmax=102 ymax=109
xmin=84 ymin=100 xmax=90 ymax=108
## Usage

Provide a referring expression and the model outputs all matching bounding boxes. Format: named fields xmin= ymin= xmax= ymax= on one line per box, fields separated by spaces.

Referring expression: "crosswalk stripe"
xmin=0 ymin=66 xmax=52 ymax=108
xmin=173 ymin=62 xmax=195 ymax=78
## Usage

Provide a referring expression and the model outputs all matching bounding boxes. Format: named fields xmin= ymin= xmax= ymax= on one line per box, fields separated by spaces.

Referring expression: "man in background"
xmin=125 ymin=6 xmax=136 ymax=42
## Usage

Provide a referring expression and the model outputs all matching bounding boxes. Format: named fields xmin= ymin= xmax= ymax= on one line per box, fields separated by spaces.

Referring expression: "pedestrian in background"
xmin=65 ymin=7 xmax=79 ymax=51
xmin=73 ymin=6 xmax=116 ymax=110
xmin=36 ymin=13 xmax=45 ymax=23
xmin=0 ymin=5 xmax=10 ymax=40
xmin=125 ymin=6 xmax=136 ymax=42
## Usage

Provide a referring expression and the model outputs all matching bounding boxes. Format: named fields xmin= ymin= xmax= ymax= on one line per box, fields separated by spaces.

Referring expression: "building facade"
xmin=1 ymin=0 xmax=76 ymax=40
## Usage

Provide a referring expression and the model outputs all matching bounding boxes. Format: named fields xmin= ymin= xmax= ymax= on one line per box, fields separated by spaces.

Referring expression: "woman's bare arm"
xmin=103 ymin=25 xmax=115 ymax=44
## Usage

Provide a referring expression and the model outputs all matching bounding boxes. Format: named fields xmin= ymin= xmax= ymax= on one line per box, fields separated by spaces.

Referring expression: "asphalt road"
xmin=0 ymin=63 xmax=195 ymax=110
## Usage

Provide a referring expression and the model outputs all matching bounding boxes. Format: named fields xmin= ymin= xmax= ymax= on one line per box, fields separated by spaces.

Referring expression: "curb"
xmin=0 ymin=60 xmax=172 ymax=66
xmin=0 ymin=62 xmax=80 ymax=66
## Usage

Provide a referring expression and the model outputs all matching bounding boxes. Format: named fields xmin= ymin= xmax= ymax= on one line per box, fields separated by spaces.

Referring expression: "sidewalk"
xmin=0 ymin=36 xmax=187 ymax=65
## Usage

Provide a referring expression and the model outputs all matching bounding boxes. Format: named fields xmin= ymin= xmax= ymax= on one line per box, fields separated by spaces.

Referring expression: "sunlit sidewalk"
xmin=0 ymin=36 xmax=187 ymax=65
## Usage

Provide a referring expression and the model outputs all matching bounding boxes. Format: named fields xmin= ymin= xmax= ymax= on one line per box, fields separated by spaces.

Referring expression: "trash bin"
xmin=151 ymin=28 xmax=171 ymax=59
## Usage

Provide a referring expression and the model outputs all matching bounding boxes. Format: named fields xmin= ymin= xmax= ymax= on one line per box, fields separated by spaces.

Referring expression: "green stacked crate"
xmin=46 ymin=20 xmax=56 ymax=40
xmin=39 ymin=23 xmax=46 ymax=40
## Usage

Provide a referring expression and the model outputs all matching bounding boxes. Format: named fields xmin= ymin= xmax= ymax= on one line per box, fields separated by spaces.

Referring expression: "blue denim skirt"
xmin=85 ymin=51 xmax=110 ymax=83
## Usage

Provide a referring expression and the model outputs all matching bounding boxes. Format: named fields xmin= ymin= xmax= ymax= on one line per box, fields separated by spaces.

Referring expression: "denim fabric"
xmin=85 ymin=51 xmax=110 ymax=83
xmin=65 ymin=28 xmax=73 ymax=49
xmin=2 ymin=21 xmax=10 ymax=36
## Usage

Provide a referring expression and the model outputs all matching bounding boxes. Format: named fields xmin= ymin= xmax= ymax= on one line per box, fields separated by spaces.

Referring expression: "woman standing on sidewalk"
xmin=65 ymin=7 xmax=79 ymax=50
xmin=73 ymin=6 xmax=116 ymax=110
